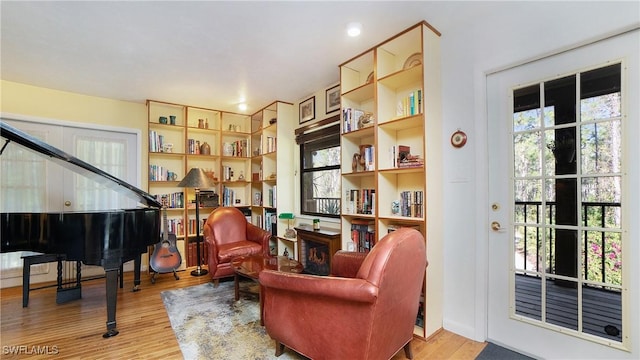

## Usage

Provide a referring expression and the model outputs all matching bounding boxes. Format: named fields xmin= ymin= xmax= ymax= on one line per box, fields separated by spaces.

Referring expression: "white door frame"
xmin=0 ymin=112 xmax=143 ymax=286
xmin=477 ymin=28 xmax=639 ymax=358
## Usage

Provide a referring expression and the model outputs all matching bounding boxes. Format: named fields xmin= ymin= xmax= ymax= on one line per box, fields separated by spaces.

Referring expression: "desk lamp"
xmin=279 ymin=213 xmax=296 ymax=238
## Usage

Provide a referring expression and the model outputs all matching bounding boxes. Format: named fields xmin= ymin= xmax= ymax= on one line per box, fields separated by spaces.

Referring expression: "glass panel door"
xmin=512 ymin=64 xmax=623 ymax=342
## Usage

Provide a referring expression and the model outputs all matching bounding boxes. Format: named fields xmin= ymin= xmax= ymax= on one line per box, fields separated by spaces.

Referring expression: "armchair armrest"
xmin=259 ymin=270 xmax=377 ymax=303
xmin=331 ymin=251 xmax=368 ymax=278
xmin=246 ymin=222 xmax=271 ymax=255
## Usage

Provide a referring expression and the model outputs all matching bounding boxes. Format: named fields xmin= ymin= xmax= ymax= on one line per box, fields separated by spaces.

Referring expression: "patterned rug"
xmin=161 ymin=281 xmax=303 ymax=360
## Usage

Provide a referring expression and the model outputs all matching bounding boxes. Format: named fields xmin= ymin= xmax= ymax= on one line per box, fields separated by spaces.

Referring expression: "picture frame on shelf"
xmin=325 ymin=84 xmax=340 ymax=114
xmin=299 ymin=96 xmax=315 ymax=124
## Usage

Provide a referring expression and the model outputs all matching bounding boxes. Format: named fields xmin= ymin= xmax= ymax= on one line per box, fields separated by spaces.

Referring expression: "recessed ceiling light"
xmin=238 ymin=103 xmax=247 ymax=111
xmin=347 ymin=22 xmax=362 ymax=37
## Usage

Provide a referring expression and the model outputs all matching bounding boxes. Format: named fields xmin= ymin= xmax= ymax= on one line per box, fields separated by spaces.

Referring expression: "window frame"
xmin=297 ymin=119 xmax=341 ymax=218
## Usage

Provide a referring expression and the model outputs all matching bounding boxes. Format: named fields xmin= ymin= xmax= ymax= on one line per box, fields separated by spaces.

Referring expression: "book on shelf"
xmin=395 ymin=89 xmax=423 ymax=118
xmin=351 ymin=219 xmax=376 ymax=253
xmin=221 ymin=186 xmax=237 ymax=206
xmin=345 ymin=188 xmax=376 ymax=215
xmin=266 ymin=136 xmax=276 ymax=153
xmin=342 ymin=108 xmax=374 ymax=133
xmin=398 ymin=190 xmax=423 ymax=217
xmin=264 ymin=209 xmax=277 ymax=235
xmin=222 ymin=139 xmax=249 ymax=157
xmin=154 ymin=192 xmax=185 ymax=208
xmin=363 ymin=145 xmax=375 ymax=171
xmin=148 ymin=131 xmax=165 ymax=153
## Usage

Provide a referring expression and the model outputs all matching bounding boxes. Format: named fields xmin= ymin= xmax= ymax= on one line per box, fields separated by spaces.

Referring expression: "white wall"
xmin=439 ymin=0 xmax=639 ymax=344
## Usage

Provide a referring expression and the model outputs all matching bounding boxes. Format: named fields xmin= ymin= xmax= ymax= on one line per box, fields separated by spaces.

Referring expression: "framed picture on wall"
xmin=325 ymin=84 xmax=340 ymax=114
xmin=299 ymin=96 xmax=315 ymax=124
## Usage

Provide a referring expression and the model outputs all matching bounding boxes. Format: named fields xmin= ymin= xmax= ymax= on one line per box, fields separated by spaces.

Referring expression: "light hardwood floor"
xmin=1 ymin=268 xmax=486 ymax=359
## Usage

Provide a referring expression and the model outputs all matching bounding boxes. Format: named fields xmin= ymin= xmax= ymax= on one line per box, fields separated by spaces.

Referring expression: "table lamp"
xmin=178 ymin=168 xmax=217 ymax=276
xmin=278 ymin=213 xmax=296 ymax=238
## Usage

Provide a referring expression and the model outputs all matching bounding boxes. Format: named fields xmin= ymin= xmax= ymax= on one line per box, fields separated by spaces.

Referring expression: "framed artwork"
xmin=299 ymin=96 xmax=315 ymax=124
xmin=325 ymin=84 xmax=340 ymax=114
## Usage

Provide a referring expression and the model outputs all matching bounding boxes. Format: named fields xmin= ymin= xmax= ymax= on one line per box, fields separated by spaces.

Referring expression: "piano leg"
xmin=103 ymin=267 xmax=119 ymax=338
xmin=132 ymin=254 xmax=142 ymax=292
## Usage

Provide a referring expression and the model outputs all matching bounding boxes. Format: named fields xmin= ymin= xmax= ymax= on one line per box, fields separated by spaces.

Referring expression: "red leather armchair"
xmin=202 ymin=207 xmax=271 ymax=283
xmin=259 ymin=227 xmax=427 ymax=360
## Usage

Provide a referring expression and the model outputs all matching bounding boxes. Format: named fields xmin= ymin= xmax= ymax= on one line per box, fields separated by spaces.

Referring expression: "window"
xmin=298 ymin=122 xmax=341 ymax=217
xmin=511 ymin=63 xmax=623 ymax=341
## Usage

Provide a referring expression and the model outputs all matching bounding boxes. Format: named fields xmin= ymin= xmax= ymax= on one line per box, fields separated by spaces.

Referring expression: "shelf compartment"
xmin=377 ymin=65 xmax=423 ymax=90
xmin=377 ymin=171 xmax=424 ymax=219
xmin=340 ymin=50 xmax=374 ymax=94
xmin=376 ymin=25 xmax=422 ymax=78
xmin=148 ymin=100 xmax=185 ymax=126
xmin=186 ymin=107 xmax=220 ymax=129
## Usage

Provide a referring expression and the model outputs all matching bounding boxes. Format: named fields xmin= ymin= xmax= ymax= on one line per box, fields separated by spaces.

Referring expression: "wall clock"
xmin=451 ymin=130 xmax=467 ymax=148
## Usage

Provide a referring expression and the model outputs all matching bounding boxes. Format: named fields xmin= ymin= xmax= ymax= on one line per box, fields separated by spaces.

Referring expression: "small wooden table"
xmin=231 ymin=255 xmax=303 ymax=325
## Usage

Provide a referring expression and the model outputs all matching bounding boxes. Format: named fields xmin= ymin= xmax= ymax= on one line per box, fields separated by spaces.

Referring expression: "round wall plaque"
xmin=451 ymin=130 xmax=467 ymax=148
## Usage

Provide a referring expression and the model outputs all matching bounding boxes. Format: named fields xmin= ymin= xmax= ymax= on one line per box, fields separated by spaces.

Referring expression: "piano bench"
xmin=21 ymin=253 xmax=85 ymax=307
xmin=21 ymin=254 xmax=126 ymax=308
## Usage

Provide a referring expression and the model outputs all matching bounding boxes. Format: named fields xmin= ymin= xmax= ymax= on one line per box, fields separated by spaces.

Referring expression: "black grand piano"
xmin=0 ymin=121 xmax=161 ymax=338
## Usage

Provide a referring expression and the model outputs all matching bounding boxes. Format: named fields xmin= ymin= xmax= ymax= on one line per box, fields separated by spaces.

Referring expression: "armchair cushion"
xmin=216 ymin=241 xmax=263 ymax=263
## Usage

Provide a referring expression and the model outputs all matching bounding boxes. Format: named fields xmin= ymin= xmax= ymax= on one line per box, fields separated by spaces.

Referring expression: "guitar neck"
xmin=162 ymin=197 xmax=169 ymax=241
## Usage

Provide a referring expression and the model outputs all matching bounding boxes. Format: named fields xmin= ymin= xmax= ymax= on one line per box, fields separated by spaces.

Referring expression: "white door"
xmin=487 ymin=30 xmax=639 ymax=358
xmin=1 ymin=117 xmax=140 ymax=280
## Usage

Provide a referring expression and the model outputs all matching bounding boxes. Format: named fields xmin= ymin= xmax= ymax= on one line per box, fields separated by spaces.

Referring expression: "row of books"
xmin=359 ymin=145 xmax=375 ymax=171
xmin=342 ymin=108 xmax=373 ymax=133
xmin=396 ymin=89 xmax=423 ymax=118
xmin=267 ymin=186 xmax=276 ymax=207
xmin=222 ymin=166 xmax=233 ymax=181
xmin=399 ymin=190 xmax=424 ymax=218
xmin=222 ymin=140 xmax=249 ymax=157
xmin=186 ymin=242 xmax=208 ymax=268
xmin=154 ymin=192 xmax=185 ymax=209
xmin=351 ymin=219 xmax=376 ymax=253
xmin=263 ymin=209 xmax=277 ymax=236
xmin=187 ymin=217 xmax=207 ymax=235
xmin=161 ymin=217 xmax=184 ymax=236
xmin=344 ymin=188 xmax=376 ymax=215
xmin=263 ymin=135 xmax=277 ymax=154
xmin=221 ymin=186 xmax=240 ymax=206
xmin=149 ymin=164 xmax=178 ymax=181
xmin=148 ymin=130 xmax=166 ymax=153
xmin=186 ymin=139 xmax=207 ymax=155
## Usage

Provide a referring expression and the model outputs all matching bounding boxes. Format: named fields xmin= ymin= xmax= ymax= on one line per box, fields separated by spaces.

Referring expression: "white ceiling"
xmin=1 ymin=1 xmax=481 ymax=114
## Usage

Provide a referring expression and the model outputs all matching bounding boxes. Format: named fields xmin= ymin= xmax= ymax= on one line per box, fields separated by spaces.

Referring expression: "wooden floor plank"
xmin=2 ymin=268 xmax=486 ymax=359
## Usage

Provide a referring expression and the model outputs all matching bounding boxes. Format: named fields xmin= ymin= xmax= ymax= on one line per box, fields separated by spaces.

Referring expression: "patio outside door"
xmin=486 ymin=29 xmax=638 ymax=358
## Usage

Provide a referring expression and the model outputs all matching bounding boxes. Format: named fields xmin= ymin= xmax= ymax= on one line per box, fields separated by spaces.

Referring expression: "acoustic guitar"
xmin=150 ymin=196 xmax=182 ymax=283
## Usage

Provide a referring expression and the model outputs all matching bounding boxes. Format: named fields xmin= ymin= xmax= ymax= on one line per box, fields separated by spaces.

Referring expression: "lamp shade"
xmin=278 ymin=213 xmax=295 ymax=219
xmin=177 ymin=168 xmax=217 ymax=189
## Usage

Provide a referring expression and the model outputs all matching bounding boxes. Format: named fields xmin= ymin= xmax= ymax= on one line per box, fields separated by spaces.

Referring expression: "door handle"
xmin=491 ymin=221 xmax=504 ymax=232
xmin=64 ymin=201 xmax=71 ymax=207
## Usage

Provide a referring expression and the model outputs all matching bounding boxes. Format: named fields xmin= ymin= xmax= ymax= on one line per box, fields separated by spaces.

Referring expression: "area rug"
xmin=161 ymin=281 xmax=303 ymax=360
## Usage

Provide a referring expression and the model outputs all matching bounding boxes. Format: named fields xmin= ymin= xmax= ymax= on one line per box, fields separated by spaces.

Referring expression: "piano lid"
xmin=0 ymin=120 xmax=161 ymax=209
